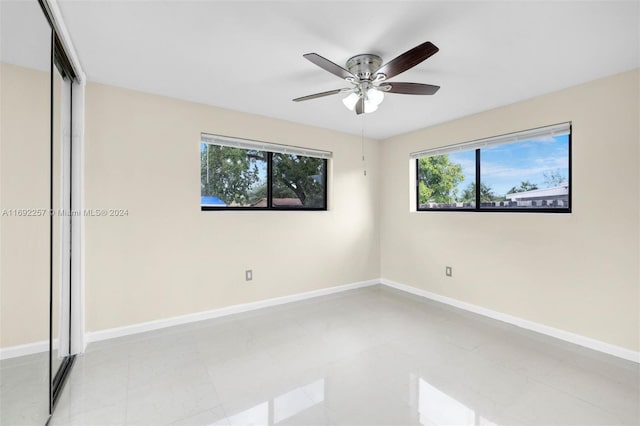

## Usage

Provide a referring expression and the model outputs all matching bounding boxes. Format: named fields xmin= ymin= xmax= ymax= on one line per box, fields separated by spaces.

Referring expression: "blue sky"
xmin=450 ymin=134 xmax=569 ymax=197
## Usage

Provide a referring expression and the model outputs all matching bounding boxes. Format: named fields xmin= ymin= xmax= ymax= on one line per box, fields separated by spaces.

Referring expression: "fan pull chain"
xmin=361 ymin=114 xmax=367 ymax=176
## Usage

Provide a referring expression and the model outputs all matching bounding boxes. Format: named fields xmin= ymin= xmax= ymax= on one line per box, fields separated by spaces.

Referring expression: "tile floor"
xmin=1 ymin=352 xmax=49 ymax=425
xmin=3 ymin=285 xmax=639 ymax=425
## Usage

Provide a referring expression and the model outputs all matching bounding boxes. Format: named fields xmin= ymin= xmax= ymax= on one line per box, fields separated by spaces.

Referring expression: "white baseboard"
xmin=0 ymin=339 xmax=50 ymax=361
xmin=381 ymin=278 xmax=640 ymax=363
xmin=85 ymin=279 xmax=379 ymax=344
xmin=5 ymin=277 xmax=637 ymax=364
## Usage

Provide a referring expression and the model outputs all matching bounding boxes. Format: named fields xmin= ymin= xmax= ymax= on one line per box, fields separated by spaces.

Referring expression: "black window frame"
xmin=416 ymin=124 xmax=572 ymax=214
xmin=201 ymin=146 xmax=329 ymax=212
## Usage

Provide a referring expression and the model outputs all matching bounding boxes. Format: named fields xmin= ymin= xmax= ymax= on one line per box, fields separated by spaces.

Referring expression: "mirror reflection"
xmin=0 ymin=0 xmax=52 ymax=424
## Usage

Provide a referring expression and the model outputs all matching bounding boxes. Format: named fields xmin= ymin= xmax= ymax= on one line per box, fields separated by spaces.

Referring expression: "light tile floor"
xmin=4 ymin=285 xmax=640 ymax=425
xmin=0 ymin=352 xmax=49 ymax=425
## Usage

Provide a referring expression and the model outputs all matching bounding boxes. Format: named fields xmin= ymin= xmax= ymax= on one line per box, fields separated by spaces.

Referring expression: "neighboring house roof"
xmin=201 ymin=196 xmax=226 ymax=206
xmin=274 ymin=198 xmax=303 ymax=207
xmin=506 ymin=184 xmax=568 ymax=201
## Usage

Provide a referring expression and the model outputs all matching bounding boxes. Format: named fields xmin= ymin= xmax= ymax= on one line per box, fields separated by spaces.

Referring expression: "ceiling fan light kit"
xmin=342 ymin=92 xmax=360 ymax=110
xmin=342 ymin=86 xmax=384 ymax=113
xmin=293 ymin=41 xmax=440 ymax=115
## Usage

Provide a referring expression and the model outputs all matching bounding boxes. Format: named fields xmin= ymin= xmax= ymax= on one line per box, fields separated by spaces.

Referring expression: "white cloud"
xmin=482 ymin=156 xmax=568 ymax=179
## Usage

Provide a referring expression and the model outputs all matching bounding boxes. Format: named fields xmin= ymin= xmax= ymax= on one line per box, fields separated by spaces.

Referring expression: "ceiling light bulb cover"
xmin=342 ymin=92 xmax=359 ymax=111
xmin=366 ymin=88 xmax=384 ymax=106
xmin=364 ymin=101 xmax=378 ymax=113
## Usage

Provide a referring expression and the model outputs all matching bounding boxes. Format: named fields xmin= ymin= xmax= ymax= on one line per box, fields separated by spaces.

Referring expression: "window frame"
xmin=201 ymin=140 xmax=329 ymax=212
xmin=415 ymin=124 xmax=572 ymax=213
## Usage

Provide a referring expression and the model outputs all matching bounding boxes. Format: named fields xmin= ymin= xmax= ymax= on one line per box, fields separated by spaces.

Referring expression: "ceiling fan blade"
xmin=385 ymin=82 xmax=440 ymax=95
xmin=355 ymin=96 xmax=364 ymax=115
xmin=303 ymin=53 xmax=356 ymax=80
xmin=375 ymin=41 xmax=439 ymax=80
xmin=293 ymin=89 xmax=348 ymax=102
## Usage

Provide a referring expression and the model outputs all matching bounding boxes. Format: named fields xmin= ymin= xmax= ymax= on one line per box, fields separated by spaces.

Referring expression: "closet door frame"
xmin=38 ymin=0 xmax=86 ymax=415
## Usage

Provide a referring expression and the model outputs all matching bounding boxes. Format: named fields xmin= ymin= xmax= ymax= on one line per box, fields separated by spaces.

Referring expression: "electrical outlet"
xmin=245 ymin=270 xmax=253 ymax=281
xmin=445 ymin=266 xmax=452 ymax=277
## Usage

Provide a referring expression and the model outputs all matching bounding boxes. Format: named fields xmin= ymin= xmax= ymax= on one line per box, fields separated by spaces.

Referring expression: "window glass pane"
xmin=272 ymin=154 xmax=326 ymax=209
xmin=417 ymin=150 xmax=476 ymax=210
xmin=200 ymin=143 xmax=267 ymax=207
xmin=480 ymin=134 xmax=569 ymax=209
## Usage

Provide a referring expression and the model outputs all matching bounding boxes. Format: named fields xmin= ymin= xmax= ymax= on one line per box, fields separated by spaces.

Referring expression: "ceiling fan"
xmin=293 ymin=41 xmax=440 ymax=115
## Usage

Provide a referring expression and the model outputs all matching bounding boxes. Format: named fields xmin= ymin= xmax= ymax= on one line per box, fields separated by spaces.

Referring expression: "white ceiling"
xmin=24 ymin=1 xmax=640 ymax=139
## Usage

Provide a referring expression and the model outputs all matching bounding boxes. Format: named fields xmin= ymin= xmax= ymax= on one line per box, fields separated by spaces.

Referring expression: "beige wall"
xmin=380 ymin=69 xmax=640 ymax=352
xmin=83 ymin=83 xmax=381 ymax=332
xmin=0 ymin=63 xmax=50 ymax=347
xmin=3 ymin=64 xmax=638 ymax=355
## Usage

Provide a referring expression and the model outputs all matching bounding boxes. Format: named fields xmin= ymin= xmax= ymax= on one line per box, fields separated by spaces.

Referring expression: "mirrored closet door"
xmin=0 ymin=0 xmax=80 ymax=422
xmin=0 ymin=1 xmax=53 ymax=424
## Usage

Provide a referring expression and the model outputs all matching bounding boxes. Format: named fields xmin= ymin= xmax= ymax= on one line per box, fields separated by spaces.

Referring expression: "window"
xmin=200 ymin=134 xmax=330 ymax=210
xmin=414 ymin=123 xmax=571 ymax=212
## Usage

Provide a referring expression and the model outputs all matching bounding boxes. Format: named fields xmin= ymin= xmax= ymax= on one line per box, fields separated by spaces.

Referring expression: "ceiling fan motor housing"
xmin=346 ymin=54 xmax=382 ymax=80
